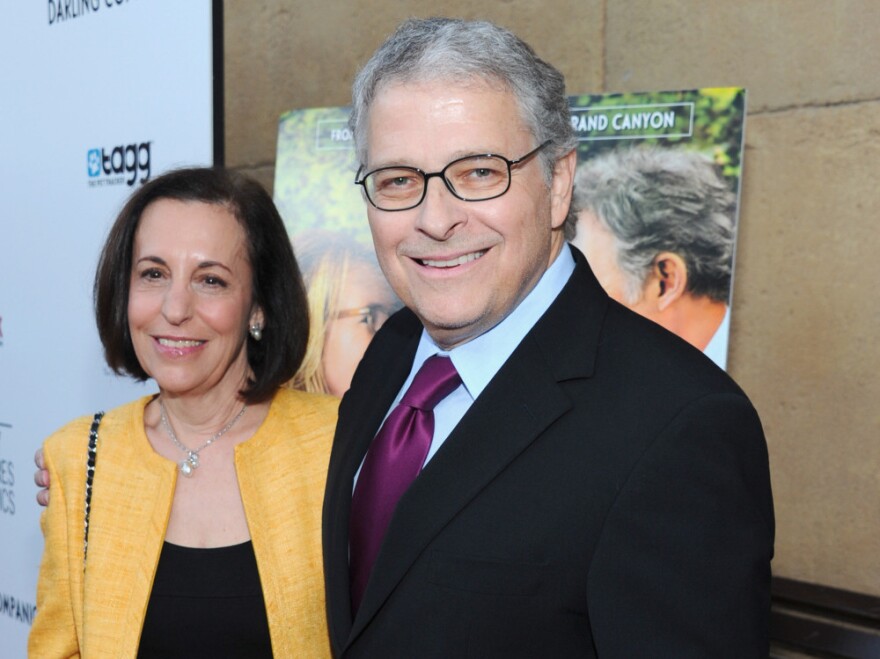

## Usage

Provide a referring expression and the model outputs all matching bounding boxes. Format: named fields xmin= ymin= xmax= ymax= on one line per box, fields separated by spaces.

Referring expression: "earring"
xmin=250 ymin=323 xmax=263 ymax=341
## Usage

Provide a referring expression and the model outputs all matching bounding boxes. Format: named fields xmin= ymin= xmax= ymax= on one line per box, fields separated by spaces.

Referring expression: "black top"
xmin=138 ymin=540 xmax=272 ymax=658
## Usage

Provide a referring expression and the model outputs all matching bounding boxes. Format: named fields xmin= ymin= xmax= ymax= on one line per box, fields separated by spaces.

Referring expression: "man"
xmin=568 ymin=147 xmax=737 ymax=368
xmin=322 ymin=17 xmax=773 ymax=658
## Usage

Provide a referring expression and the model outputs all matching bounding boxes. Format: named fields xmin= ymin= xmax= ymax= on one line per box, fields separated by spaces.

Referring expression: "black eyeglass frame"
xmin=354 ymin=140 xmax=552 ymax=212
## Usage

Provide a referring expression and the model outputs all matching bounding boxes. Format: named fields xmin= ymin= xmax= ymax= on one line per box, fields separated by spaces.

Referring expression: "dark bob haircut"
xmin=94 ymin=166 xmax=309 ymax=404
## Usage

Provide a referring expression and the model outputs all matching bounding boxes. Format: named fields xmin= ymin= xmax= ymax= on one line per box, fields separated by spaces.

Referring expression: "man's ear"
xmin=650 ymin=252 xmax=688 ymax=312
xmin=550 ymin=149 xmax=577 ymax=230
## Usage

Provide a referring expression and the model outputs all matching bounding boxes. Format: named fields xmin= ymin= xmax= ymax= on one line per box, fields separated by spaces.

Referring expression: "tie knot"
xmin=400 ymin=355 xmax=461 ymax=411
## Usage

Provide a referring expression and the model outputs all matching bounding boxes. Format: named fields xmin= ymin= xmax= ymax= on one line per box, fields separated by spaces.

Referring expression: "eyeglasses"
xmin=355 ymin=140 xmax=551 ymax=212
xmin=333 ymin=303 xmax=394 ymax=335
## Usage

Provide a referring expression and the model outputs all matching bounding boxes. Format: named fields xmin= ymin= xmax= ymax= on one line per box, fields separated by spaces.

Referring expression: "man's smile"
xmin=417 ymin=250 xmax=487 ymax=268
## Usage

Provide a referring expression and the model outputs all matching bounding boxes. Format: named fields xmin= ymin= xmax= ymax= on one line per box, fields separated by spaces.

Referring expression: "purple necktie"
xmin=349 ymin=355 xmax=461 ymax=612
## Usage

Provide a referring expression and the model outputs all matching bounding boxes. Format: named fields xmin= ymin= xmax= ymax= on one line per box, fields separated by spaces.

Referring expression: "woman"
xmin=29 ymin=167 xmax=337 ymax=657
xmin=290 ymin=229 xmax=399 ymax=396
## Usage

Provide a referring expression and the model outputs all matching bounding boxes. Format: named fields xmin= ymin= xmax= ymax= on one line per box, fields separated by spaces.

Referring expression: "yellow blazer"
xmin=29 ymin=388 xmax=338 ymax=658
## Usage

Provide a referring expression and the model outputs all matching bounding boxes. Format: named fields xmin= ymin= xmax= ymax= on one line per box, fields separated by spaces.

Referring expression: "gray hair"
xmin=349 ymin=17 xmax=577 ymax=182
xmin=569 ymin=147 xmax=736 ymax=303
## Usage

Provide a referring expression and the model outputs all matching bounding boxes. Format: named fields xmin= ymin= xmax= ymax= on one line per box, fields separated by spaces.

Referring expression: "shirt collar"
xmin=413 ymin=243 xmax=576 ymax=400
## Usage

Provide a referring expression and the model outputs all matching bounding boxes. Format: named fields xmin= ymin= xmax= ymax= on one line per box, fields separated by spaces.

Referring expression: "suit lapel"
xmin=349 ymin=336 xmax=572 ymax=638
xmin=323 ymin=311 xmax=422 ymax=651
xmin=346 ymin=251 xmax=609 ymax=644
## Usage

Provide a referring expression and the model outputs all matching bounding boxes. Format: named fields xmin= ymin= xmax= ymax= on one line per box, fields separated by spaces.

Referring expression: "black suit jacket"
xmin=322 ymin=249 xmax=774 ymax=658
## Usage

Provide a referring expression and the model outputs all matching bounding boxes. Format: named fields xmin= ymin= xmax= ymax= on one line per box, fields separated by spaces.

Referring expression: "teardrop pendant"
xmin=159 ymin=398 xmax=247 ymax=478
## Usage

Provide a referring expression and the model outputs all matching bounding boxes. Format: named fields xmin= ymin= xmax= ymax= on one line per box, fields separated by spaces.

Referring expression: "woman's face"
xmin=127 ymin=198 xmax=262 ymax=399
xmin=321 ymin=262 xmax=396 ymax=397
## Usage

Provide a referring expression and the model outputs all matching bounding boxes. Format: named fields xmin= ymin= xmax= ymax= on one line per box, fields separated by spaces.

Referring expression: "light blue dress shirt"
xmin=398 ymin=244 xmax=576 ymax=465
xmin=702 ymin=306 xmax=730 ymax=371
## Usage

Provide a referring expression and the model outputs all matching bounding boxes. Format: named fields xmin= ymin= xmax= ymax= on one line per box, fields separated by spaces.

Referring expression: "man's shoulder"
xmin=535 ymin=264 xmax=746 ymax=404
xmin=358 ymin=306 xmax=422 ymax=369
xmin=338 ymin=306 xmax=421 ymax=423
xmin=591 ymin=299 xmax=750 ymax=412
xmin=379 ymin=305 xmax=423 ymax=340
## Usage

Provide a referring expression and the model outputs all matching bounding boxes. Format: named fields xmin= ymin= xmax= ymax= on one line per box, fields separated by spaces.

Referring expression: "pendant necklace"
xmin=158 ymin=398 xmax=247 ymax=477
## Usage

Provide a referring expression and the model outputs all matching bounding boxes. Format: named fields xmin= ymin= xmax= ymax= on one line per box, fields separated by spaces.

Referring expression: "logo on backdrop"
xmin=0 ymin=592 xmax=36 ymax=627
xmin=0 ymin=423 xmax=14 ymax=517
xmin=0 ymin=423 xmax=40 ymax=629
xmin=48 ymin=0 xmax=132 ymax=26
xmin=87 ymin=141 xmax=152 ymax=187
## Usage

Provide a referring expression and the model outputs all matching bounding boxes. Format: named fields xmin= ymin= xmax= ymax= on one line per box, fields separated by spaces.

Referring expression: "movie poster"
xmin=568 ymin=88 xmax=745 ymax=369
xmin=274 ymin=107 xmax=401 ymax=397
xmin=273 ymin=88 xmax=745 ymax=390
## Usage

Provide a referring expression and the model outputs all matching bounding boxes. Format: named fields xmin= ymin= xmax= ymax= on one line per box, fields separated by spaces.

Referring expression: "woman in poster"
xmin=291 ymin=229 xmax=399 ymax=397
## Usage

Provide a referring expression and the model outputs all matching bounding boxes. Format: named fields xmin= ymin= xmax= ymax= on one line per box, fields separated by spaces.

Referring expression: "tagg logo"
xmin=87 ymin=141 xmax=152 ymax=187
xmin=88 ymin=149 xmax=101 ymax=177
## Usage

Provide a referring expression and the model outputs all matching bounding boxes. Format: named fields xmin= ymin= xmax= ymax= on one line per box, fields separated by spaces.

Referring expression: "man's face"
xmin=571 ymin=209 xmax=658 ymax=320
xmin=363 ymin=80 xmax=573 ymax=349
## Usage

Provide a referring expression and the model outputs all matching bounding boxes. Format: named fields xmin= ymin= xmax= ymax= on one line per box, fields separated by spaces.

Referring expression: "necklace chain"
xmin=158 ymin=398 xmax=247 ymax=477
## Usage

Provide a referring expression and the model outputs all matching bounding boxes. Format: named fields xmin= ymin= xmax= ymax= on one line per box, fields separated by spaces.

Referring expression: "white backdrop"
xmin=0 ymin=1 xmax=218 ymax=655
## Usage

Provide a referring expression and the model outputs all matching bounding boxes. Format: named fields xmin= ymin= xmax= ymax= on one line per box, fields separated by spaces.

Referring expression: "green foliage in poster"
xmin=274 ymin=107 xmax=372 ymax=244
xmin=568 ymin=88 xmax=745 ymax=182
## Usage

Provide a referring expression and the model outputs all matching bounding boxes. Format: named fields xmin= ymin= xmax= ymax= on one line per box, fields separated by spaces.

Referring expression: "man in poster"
xmin=568 ymin=146 xmax=737 ymax=369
